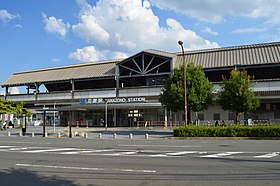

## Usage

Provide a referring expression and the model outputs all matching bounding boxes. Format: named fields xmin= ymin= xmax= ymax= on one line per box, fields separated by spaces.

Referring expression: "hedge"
xmin=173 ymin=125 xmax=280 ymax=137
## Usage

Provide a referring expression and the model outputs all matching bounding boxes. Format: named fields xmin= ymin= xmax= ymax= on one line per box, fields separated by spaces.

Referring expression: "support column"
xmin=43 ymin=111 xmax=46 ymax=137
xmin=4 ymin=86 xmax=8 ymax=100
xmin=164 ymin=108 xmax=167 ymax=128
xmin=169 ymin=110 xmax=172 ymax=129
xmin=71 ymin=80 xmax=75 ymax=99
xmin=114 ymin=108 xmax=117 ymax=127
xmin=115 ymin=66 xmax=119 ymax=97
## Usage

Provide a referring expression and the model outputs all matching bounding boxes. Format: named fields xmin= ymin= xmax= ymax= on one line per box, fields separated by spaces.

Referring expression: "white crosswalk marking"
xmin=1 ymin=145 xmax=279 ymax=160
xmin=60 ymin=150 xmax=96 ymax=155
xmin=166 ymin=151 xmax=198 ymax=156
xmin=21 ymin=148 xmax=78 ymax=153
xmin=103 ymin=151 xmax=138 ymax=156
xmin=254 ymin=152 xmax=279 ymax=158
xmin=0 ymin=146 xmax=14 ymax=148
xmin=200 ymin=152 xmax=243 ymax=158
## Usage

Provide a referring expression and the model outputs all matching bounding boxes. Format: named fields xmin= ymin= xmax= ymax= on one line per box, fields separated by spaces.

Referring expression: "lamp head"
xmin=178 ymin=40 xmax=183 ymax=46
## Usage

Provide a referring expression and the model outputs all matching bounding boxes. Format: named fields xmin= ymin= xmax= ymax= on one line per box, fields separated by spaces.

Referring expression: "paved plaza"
xmin=0 ymin=126 xmax=174 ymax=139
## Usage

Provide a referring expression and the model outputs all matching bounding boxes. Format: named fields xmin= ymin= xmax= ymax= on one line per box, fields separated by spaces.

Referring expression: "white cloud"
xmin=43 ymin=13 xmax=70 ymax=38
xmin=232 ymin=27 xmax=266 ymax=34
xmin=70 ymin=0 xmax=218 ymax=62
xmin=69 ymin=46 xmax=128 ymax=62
xmin=150 ymin=0 xmax=280 ymax=24
xmin=51 ymin=58 xmax=60 ymax=62
xmin=72 ymin=14 xmax=110 ymax=43
xmin=202 ymin=27 xmax=218 ymax=36
xmin=0 ymin=9 xmax=20 ymax=23
xmin=14 ymin=24 xmax=23 ymax=28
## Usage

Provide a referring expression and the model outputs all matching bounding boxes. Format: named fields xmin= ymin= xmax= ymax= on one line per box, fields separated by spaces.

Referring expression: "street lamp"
xmin=178 ymin=40 xmax=188 ymax=125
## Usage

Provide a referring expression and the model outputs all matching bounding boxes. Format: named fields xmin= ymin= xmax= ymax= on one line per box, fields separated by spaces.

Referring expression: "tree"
xmin=0 ymin=99 xmax=15 ymax=114
xmin=0 ymin=99 xmax=31 ymax=117
xmin=217 ymin=69 xmax=260 ymax=124
xmin=159 ymin=63 xmax=213 ymax=123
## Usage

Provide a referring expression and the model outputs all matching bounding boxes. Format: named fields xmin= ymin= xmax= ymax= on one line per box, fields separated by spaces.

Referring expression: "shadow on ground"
xmin=0 ymin=168 xmax=83 ymax=186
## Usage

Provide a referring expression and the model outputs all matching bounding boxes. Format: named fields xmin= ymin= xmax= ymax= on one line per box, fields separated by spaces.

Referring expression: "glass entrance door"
xmin=128 ymin=110 xmax=143 ymax=127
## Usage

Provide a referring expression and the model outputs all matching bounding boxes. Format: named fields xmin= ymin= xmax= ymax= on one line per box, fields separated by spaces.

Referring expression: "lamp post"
xmin=178 ymin=40 xmax=188 ymax=125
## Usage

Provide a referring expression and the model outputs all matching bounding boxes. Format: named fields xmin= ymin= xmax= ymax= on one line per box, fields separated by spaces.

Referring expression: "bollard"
xmin=7 ymin=132 xmax=10 ymax=137
xmin=85 ymin=133 xmax=88 ymax=138
xmin=72 ymin=133 xmax=75 ymax=138
xmin=98 ymin=133 xmax=102 ymax=138
xmin=145 ymin=133 xmax=149 ymax=139
xmin=74 ymin=131 xmax=78 ymax=136
xmin=81 ymin=132 xmax=85 ymax=137
xmin=57 ymin=133 xmax=61 ymax=138
xmin=45 ymin=133 xmax=48 ymax=137
xmin=113 ymin=133 xmax=117 ymax=139
xmin=32 ymin=133 xmax=35 ymax=138
xmin=129 ymin=133 xmax=133 ymax=139
xmin=19 ymin=131 xmax=22 ymax=137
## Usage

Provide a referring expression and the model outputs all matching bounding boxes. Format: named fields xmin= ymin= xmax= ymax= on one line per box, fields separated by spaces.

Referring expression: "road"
xmin=0 ymin=136 xmax=279 ymax=186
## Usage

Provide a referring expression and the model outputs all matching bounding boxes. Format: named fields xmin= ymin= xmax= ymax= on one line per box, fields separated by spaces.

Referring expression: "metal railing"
xmin=137 ymin=120 xmax=179 ymax=128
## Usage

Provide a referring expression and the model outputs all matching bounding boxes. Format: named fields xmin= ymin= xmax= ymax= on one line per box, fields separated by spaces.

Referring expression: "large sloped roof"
xmin=3 ymin=41 xmax=280 ymax=87
xmin=174 ymin=42 xmax=280 ymax=69
xmin=2 ymin=59 xmax=119 ymax=86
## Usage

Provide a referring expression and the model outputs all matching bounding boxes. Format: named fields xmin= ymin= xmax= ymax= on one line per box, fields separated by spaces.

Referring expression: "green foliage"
xmin=173 ymin=125 xmax=280 ymax=137
xmin=160 ymin=63 xmax=213 ymax=112
xmin=0 ymin=99 xmax=15 ymax=114
xmin=0 ymin=99 xmax=32 ymax=117
xmin=217 ymin=69 xmax=260 ymax=123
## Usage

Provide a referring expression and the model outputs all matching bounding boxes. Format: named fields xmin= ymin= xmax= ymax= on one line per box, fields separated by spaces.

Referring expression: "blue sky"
xmin=1 ymin=0 xmax=280 ymax=93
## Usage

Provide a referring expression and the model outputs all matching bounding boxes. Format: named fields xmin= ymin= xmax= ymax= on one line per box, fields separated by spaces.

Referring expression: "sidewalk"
xmin=0 ymin=126 xmax=174 ymax=139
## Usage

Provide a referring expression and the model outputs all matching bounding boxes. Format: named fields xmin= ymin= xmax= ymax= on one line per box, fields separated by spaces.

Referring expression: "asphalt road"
xmin=0 ymin=136 xmax=279 ymax=186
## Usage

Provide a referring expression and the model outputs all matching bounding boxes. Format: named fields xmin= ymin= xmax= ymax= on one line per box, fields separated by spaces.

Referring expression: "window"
xmin=213 ymin=113 xmax=220 ymax=120
xmin=228 ymin=112 xmax=235 ymax=120
xmin=198 ymin=113 xmax=204 ymax=120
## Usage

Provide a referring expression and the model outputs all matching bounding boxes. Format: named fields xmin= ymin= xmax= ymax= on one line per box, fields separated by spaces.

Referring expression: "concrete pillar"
xmin=113 ymin=108 xmax=117 ymax=127
xmin=113 ymin=133 xmax=117 ymax=139
xmin=98 ymin=133 xmax=102 ymax=138
xmin=164 ymin=108 xmax=168 ymax=128
xmin=145 ymin=133 xmax=149 ymax=139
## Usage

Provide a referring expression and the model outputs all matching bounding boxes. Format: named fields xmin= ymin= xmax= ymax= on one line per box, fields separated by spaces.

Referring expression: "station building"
xmin=2 ymin=42 xmax=280 ymax=127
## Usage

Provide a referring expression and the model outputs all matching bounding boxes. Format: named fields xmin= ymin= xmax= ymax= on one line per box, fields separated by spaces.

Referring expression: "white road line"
xmin=0 ymin=146 xmax=14 ymax=148
xmin=165 ymin=151 xmax=198 ymax=156
xmin=15 ymin=164 xmax=156 ymax=173
xmin=103 ymin=151 xmax=138 ymax=156
xmin=200 ymin=152 xmax=243 ymax=158
xmin=21 ymin=148 xmax=78 ymax=153
xmin=149 ymin=154 xmax=168 ymax=157
xmin=60 ymin=150 xmax=96 ymax=155
xmin=119 ymin=144 xmax=202 ymax=148
xmin=254 ymin=152 xmax=279 ymax=158
xmin=9 ymin=147 xmax=29 ymax=151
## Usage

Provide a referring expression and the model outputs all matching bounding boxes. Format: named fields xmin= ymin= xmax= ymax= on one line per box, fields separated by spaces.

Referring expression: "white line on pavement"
xmin=0 ymin=146 xmax=14 ymax=148
xmin=254 ymin=152 xmax=279 ymax=158
xmin=15 ymin=164 xmax=156 ymax=173
xmin=118 ymin=144 xmax=202 ymax=148
xmin=21 ymin=148 xmax=78 ymax=153
xmin=103 ymin=151 xmax=138 ymax=156
xmin=200 ymin=152 xmax=243 ymax=158
xmin=165 ymin=151 xmax=198 ymax=156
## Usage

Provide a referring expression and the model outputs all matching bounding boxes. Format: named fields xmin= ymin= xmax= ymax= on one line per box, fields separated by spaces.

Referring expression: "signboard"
xmin=80 ymin=97 xmax=147 ymax=105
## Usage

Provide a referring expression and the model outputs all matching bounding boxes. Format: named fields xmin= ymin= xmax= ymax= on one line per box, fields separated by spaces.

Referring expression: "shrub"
xmin=173 ymin=125 xmax=280 ymax=137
